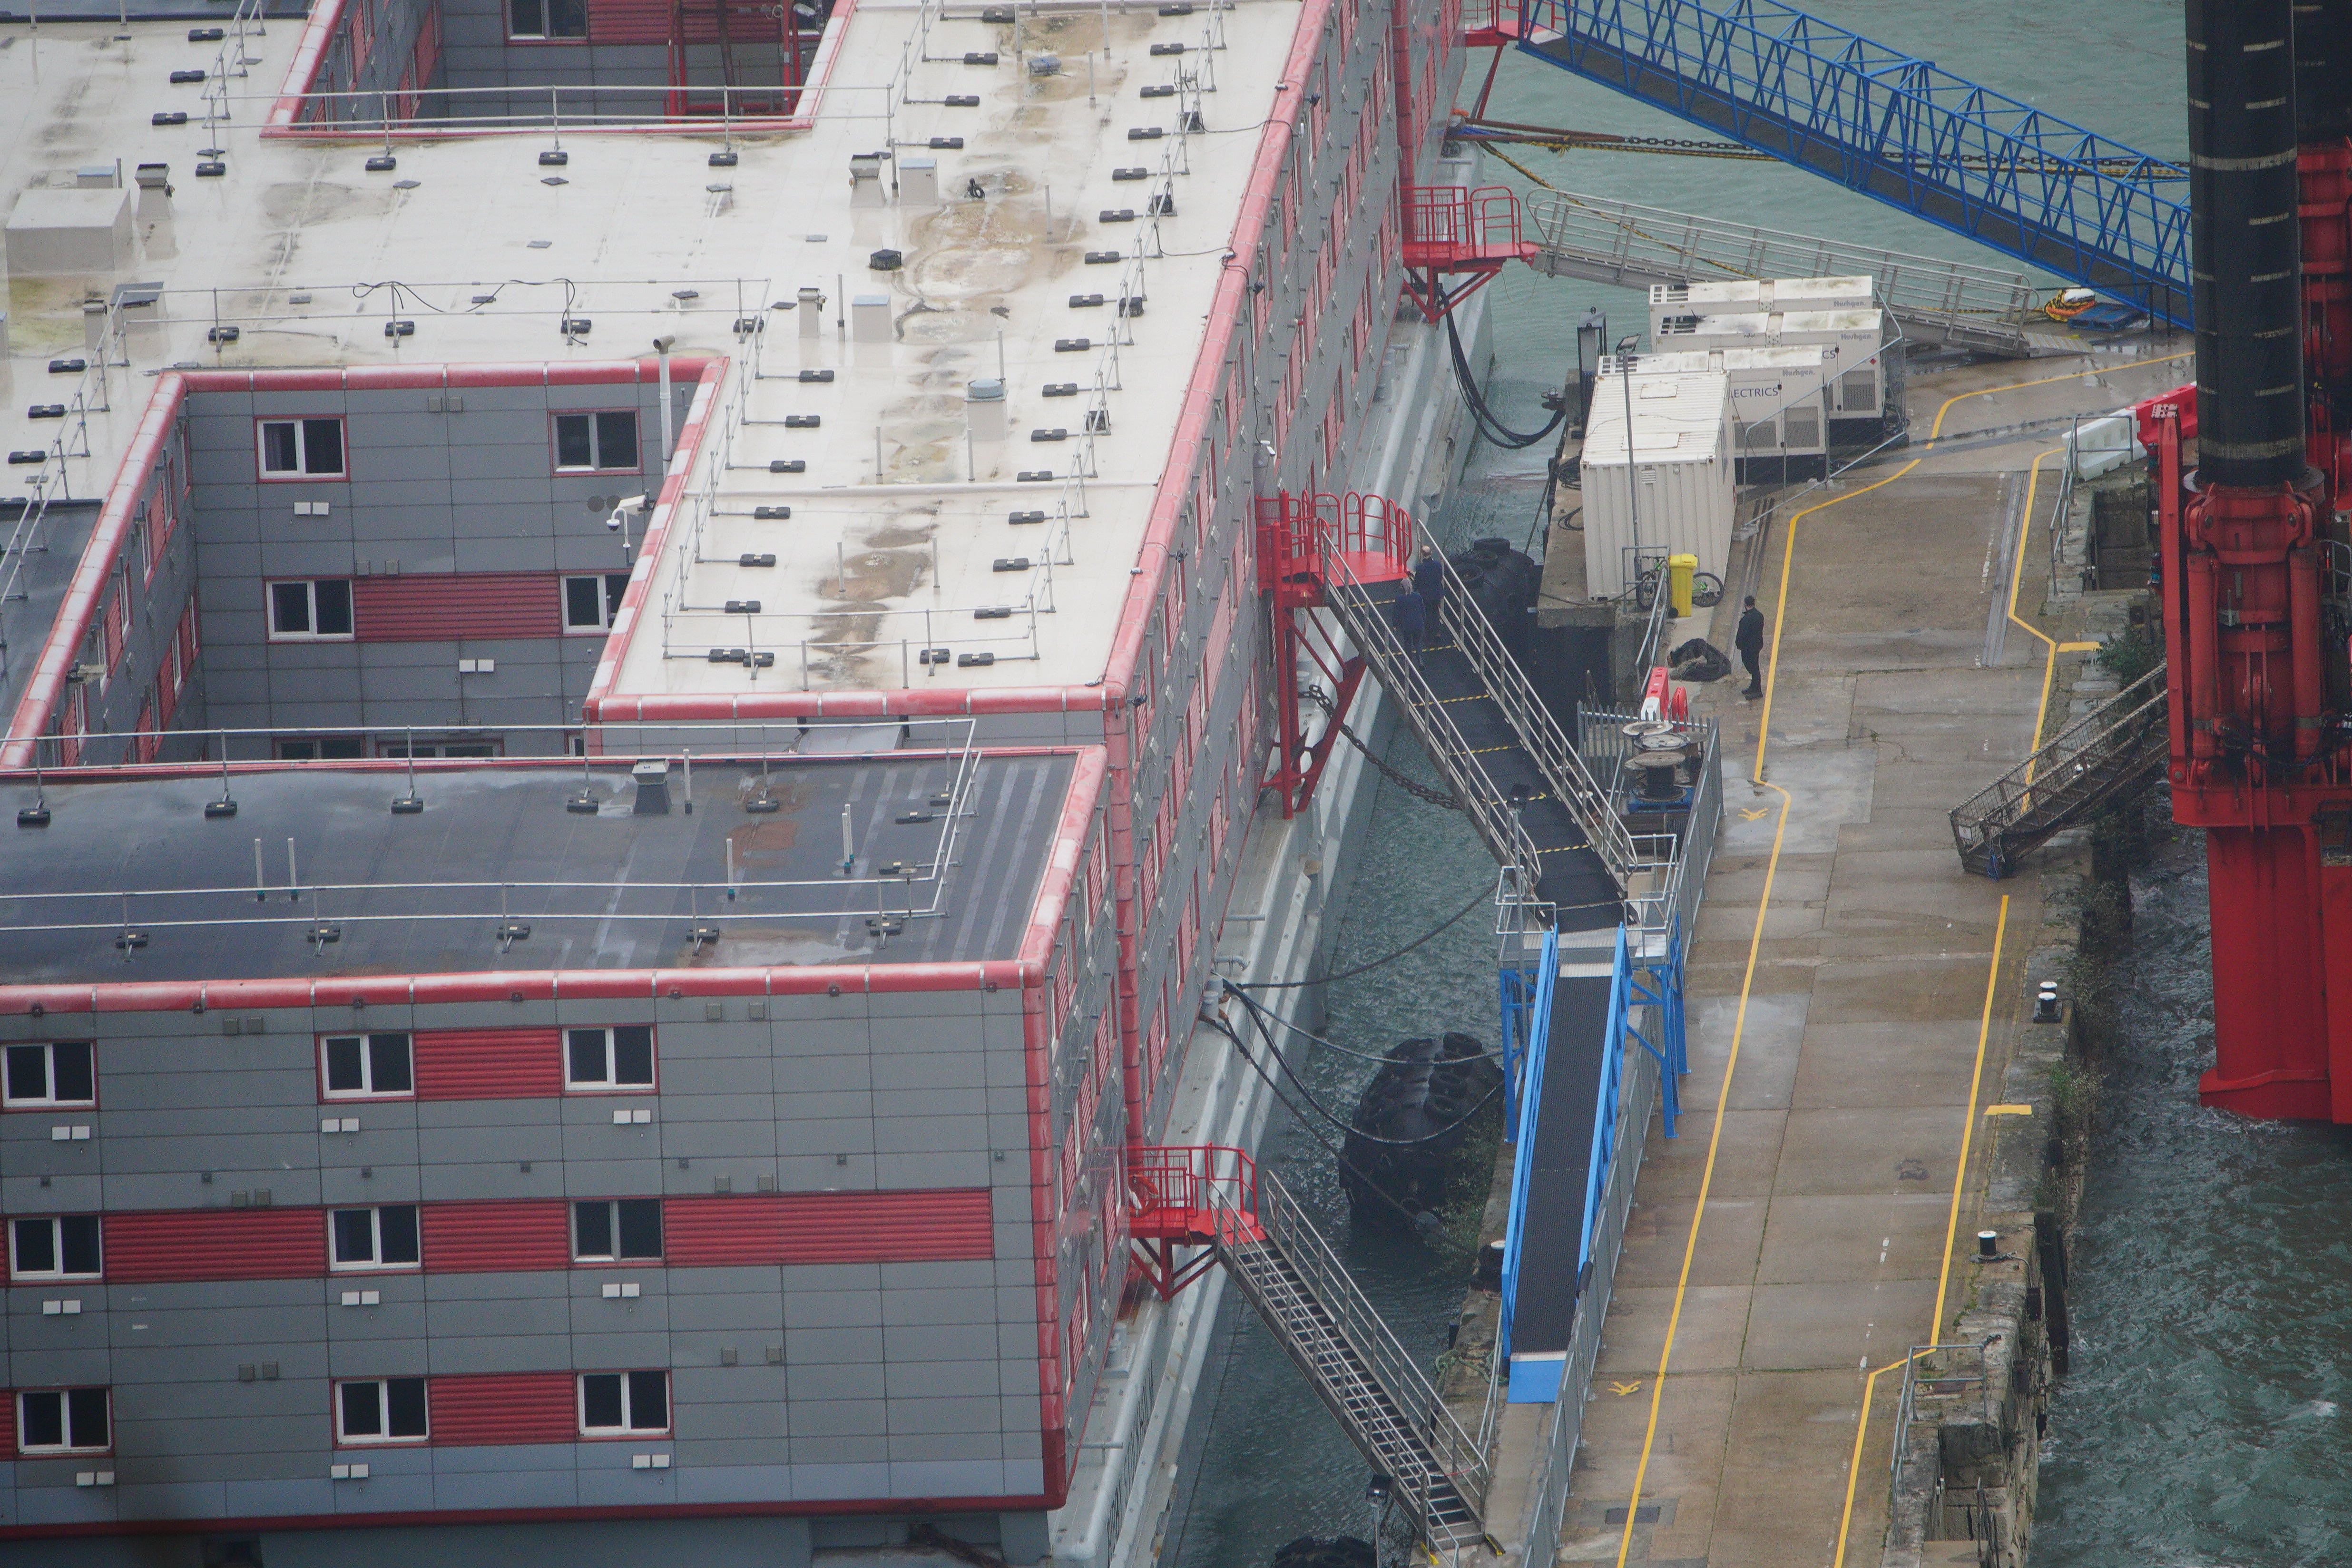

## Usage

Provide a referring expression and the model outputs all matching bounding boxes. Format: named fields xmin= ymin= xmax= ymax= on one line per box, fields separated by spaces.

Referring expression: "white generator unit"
xmin=1600 ymin=345 xmax=1835 ymax=459
xmin=1651 ymin=306 xmax=1893 ymax=421
xmin=1648 ymin=274 xmax=1876 ymax=335
xmin=1580 ymin=368 xmax=1737 ymax=600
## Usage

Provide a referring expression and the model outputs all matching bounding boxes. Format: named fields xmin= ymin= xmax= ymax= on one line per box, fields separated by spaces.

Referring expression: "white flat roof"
xmin=1582 ymin=369 xmax=1730 ymax=465
xmin=0 ymin=0 xmax=1304 ymax=698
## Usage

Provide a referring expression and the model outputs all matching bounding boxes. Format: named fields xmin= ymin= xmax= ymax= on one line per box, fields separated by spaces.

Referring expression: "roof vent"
xmin=632 ymin=760 xmax=672 ymax=815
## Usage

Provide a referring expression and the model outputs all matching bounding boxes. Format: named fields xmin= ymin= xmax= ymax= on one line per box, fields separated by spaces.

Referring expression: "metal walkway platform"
xmin=1511 ymin=0 xmax=2191 ymax=323
xmin=1127 ymin=1148 xmax=1494 ymax=1558
xmin=1950 ymin=663 xmax=2166 ymax=877
xmin=1519 ymin=188 xmax=2044 ymax=357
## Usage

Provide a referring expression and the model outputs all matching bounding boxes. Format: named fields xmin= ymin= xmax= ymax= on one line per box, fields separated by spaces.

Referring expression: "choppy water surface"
xmin=2033 ymin=831 xmax=2352 ymax=1568
xmin=1170 ymin=10 xmax=2286 ymax=1565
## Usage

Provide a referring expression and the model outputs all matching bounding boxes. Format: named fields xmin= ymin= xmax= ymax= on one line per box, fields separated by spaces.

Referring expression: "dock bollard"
xmin=1977 ymin=1230 xmax=1999 ymax=1260
xmin=2033 ymin=982 xmax=2060 ymax=1022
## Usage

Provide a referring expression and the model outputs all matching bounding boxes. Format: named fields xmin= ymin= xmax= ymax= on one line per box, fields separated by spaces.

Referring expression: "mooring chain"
xmin=1308 ymin=688 xmax=1463 ymax=812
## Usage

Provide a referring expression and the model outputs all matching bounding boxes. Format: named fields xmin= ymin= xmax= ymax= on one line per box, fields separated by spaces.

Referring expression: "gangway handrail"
xmin=1949 ymin=663 xmax=2166 ymax=874
xmin=1514 ymin=0 xmax=2192 ymax=321
xmin=1519 ymin=187 xmax=2040 ymax=353
xmin=1421 ymin=546 xmax=1648 ymax=897
xmin=1314 ymin=544 xmax=1552 ymax=896
xmin=1208 ymin=1165 xmax=1493 ymax=1548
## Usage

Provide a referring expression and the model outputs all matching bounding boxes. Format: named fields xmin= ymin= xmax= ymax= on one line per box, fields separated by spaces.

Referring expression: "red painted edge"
xmin=0 ymin=740 xmax=1104 ymax=1014
xmin=0 ymin=1494 xmax=1058 ymax=1541
xmin=0 ymin=374 xmax=186 ymax=769
xmin=262 ymin=0 xmax=859 ymax=138
xmin=0 ymin=359 xmax=716 ymax=766
xmin=584 ymin=359 xmax=729 ymax=714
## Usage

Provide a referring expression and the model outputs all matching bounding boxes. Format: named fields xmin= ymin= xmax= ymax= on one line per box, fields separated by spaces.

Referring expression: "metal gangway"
xmin=1520 ymin=188 xmax=2043 ymax=357
xmin=1509 ymin=0 xmax=2192 ymax=324
xmin=1258 ymin=493 xmax=1649 ymax=931
xmin=1949 ymin=663 xmax=2167 ymax=877
xmin=1127 ymin=1148 xmax=1494 ymax=1557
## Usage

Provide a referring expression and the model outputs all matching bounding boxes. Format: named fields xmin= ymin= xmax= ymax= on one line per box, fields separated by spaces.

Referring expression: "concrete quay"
xmin=1532 ymin=344 xmax=2192 ymax=1568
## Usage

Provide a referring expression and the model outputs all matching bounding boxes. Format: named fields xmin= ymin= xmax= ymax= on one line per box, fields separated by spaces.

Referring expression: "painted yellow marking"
xmin=1610 ymin=1380 xmax=1643 ymax=1397
xmin=2058 ymin=641 xmax=2102 ymax=652
xmin=1985 ymin=1104 xmax=2036 ymax=1117
xmin=1739 ymin=806 xmax=1769 ymax=820
xmin=1645 ymin=359 xmax=2201 ymax=1568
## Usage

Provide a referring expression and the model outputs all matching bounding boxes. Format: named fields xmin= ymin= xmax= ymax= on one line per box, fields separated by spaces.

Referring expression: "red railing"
xmin=1126 ymin=1145 xmax=1257 ymax=1235
xmin=1256 ymin=491 xmax=1418 ymax=598
xmin=1403 ymin=185 xmax=1528 ymax=264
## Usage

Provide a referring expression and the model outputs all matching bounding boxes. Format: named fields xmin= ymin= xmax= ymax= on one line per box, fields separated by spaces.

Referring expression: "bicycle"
xmin=1631 ymin=566 xmax=1724 ymax=612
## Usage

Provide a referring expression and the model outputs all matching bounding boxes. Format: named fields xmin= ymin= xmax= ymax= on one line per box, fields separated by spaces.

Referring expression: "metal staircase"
xmin=1263 ymin=492 xmax=1641 ymax=927
xmin=1519 ymin=187 xmax=2042 ymax=357
xmin=1950 ymin=664 xmax=2166 ymax=877
xmin=1510 ymin=0 xmax=2192 ymax=323
xmin=1127 ymin=1147 xmax=1493 ymax=1557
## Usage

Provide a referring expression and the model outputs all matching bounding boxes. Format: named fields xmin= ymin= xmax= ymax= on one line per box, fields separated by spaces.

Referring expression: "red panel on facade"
xmin=0 ymin=1390 xmax=13 ymax=1457
xmin=350 ymin=573 xmax=563 ymax=643
xmin=428 ymin=1372 xmax=578 ymax=1447
xmin=585 ymin=0 xmax=670 ymax=43
xmin=665 ymin=1189 xmax=995 ymax=1267
xmin=420 ymin=1199 xmax=572 ymax=1274
xmin=413 ymin=1028 xmax=564 ymax=1099
xmin=105 ymin=1208 xmax=326 ymax=1283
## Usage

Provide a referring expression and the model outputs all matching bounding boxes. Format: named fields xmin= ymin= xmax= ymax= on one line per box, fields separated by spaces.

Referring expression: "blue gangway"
xmin=1497 ymin=920 xmax=1687 ymax=1402
xmin=1510 ymin=0 xmax=2191 ymax=323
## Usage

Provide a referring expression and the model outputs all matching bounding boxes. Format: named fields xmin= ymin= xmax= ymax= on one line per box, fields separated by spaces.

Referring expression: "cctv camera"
xmin=652 ymin=335 xmax=677 ymax=353
xmin=617 ymin=494 xmax=649 ymax=512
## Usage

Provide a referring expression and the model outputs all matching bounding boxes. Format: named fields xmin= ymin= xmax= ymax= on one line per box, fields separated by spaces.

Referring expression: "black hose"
xmin=1223 ymin=978 xmax=1499 ymax=1068
xmin=1228 ymin=882 xmax=1492 ymax=989
xmin=1228 ymin=998 xmax=1504 ymax=1149
xmin=1445 ymin=309 xmax=1567 ymax=451
xmin=1199 ymin=1014 xmax=1478 ymax=1252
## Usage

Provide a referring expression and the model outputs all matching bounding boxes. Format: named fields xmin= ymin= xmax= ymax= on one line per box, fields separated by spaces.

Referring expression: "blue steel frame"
xmin=1497 ymin=925 xmax=1559 ymax=1367
xmin=1513 ymin=0 xmax=2192 ymax=324
xmin=1497 ymin=918 xmax=1692 ymax=1366
xmin=1496 ymin=931 xmax=1559 ymax=1146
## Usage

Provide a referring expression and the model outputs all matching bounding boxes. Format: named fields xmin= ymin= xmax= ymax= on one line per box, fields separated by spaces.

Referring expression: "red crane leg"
xmin=2200 ymin=827 xmax=2333 ymax=1119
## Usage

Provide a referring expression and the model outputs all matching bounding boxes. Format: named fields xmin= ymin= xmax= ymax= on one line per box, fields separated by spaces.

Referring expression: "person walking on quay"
xmin=1735 ymin=594 xmax=1766 ymax=699
xmin=1392 ymin=583 xmax=1428 ymax=658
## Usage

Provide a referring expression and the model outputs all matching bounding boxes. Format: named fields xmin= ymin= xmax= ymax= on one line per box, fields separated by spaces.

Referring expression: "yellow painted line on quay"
xmin=1609 ymin=357 xmax=2189 ymax=1568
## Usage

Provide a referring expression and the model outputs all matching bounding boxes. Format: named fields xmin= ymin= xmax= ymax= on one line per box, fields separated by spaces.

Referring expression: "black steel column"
xmin=2296 ymin=0 xmax=2352 ymax=135
xmin=2190 ymin=0 xmax=2307 ymax=486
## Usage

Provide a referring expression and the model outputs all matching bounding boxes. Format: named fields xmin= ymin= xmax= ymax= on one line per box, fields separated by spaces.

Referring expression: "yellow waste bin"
xmin=1667 ymin=553 xmax=1697 ymax=619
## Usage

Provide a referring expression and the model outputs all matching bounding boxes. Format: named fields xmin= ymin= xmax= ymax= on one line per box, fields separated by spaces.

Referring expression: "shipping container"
xmin=1579 ymin=369 xmax=1738 ymax=600
xmin=1600 ymin=346 xmax=1835 ymax=459
xmin=1651 ymin=307 xmax=1893 ymax=420
xmin=1648 ymin=274 xmax=1876 ymax=335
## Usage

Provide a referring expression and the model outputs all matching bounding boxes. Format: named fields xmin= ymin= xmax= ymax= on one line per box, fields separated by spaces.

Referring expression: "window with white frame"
xmin=336 ymin=1378 xmax=429 ymax=1444
xmin=330 ymin=1205 xmax=421 ymax=1271
xmin=573 ymin=1199 xmax=663 ymax=1262
xmin=268 ymin=578 xmax=355 ymax=640
xmin=3 ymin=1041 xmax=95 ymax=1107
xmin=563 ymin=572 xmax=634 ymax=632
xmin=17 ymin=1388 xmax=110 ymax=1454
xmin=553 ymin=410 xmax=639 ymax=471
xmin=9 ymin=1216 xmax=102 ymax=1280
xmin=565 ymin=1026 xmax=655 ymax=1090
xmin=509 ymin=0 xmax=588 ymax=38
xmin=578 ymin=1371 xmax=667 ymax=1434
xmin=258 ymin=418 xmax=346 ymax=478
xmin=322 ymin=1033 xmax=414 ymax=1098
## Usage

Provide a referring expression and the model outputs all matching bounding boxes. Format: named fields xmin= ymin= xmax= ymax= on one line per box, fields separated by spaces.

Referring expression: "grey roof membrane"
xmin=0 ymin=750 xmax=1077 ymax=984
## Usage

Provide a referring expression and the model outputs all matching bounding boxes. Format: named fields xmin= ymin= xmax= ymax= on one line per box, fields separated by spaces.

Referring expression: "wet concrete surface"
xmin=1546 ymin=353 xmax=2153 ymax=1568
